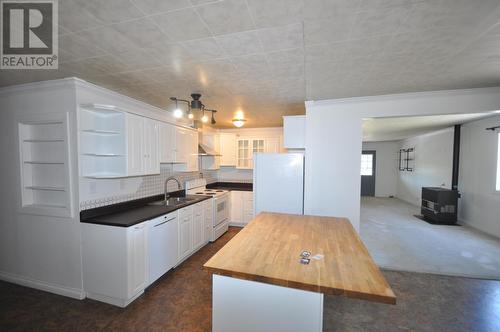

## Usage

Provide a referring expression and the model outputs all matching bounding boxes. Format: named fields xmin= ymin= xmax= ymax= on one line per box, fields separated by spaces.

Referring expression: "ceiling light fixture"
xmin=232 ymin=110 xmax=246 ymax=127
xmin=170 ymin=94 xmax=217 ymax=125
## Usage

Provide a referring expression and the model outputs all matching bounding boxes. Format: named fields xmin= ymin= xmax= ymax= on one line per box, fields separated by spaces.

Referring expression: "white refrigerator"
xmin=253 ymin=153 xmax=304 ymax=215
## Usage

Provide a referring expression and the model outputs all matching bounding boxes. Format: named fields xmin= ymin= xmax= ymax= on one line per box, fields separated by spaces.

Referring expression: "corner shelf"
xmin=79 ymin=104 xmax=127 ymax=178
xmin=18 ymin=112 xmax=73 ymax=218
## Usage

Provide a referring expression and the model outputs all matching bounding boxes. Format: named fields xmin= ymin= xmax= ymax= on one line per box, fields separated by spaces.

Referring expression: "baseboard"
xmin=0 ymin=270 xmax=85 ymax=300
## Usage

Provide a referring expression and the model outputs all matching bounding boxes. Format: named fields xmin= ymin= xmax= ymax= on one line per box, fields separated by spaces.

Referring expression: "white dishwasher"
xmin=148 ymin=211 xmax=178 ymax=285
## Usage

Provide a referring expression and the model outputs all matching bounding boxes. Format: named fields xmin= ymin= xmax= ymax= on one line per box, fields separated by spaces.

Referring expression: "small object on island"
xmin=300 ymin=258 xmax=310 ymax=265
xmin=300 ymin=251 xmax=311 ymax=258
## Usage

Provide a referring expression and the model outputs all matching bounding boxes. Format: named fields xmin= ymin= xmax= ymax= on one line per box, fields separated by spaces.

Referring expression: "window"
xmin=497 ymin=133 xmax=500 ymax=191
xmin=361 ymin=154 xmax=373 ymax=176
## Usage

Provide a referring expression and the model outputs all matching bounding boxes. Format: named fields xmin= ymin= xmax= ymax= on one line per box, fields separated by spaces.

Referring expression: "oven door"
xmin=214 ymin=194 xmax=229 ymax=226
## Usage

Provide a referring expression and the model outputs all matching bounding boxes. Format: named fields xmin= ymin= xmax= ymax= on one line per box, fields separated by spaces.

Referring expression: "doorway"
xmin=361 ymin=150 xmax=376 ymax=196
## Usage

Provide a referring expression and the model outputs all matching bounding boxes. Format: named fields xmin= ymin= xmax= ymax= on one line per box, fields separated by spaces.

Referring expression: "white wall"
xmin=459 ymin=115 xmax=500 ymax=237
xmin=305 ymin=87 xmax=500 ymax=232
xmin=362 ymin=141 xmax=399 ymax=197
xmin=0 ymin=79 xmax=84 ymax=298
xmin=396 ymin=128 xmax=454 ymax=206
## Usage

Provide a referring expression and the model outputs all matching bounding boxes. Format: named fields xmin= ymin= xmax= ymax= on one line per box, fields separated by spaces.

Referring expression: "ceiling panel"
xmin=3 ymin=0 xmax=500 ymax=127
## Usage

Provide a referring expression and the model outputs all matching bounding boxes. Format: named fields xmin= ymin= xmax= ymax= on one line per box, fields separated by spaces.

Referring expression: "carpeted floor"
xmin=361 ymin=197 xmax=500 ymax=279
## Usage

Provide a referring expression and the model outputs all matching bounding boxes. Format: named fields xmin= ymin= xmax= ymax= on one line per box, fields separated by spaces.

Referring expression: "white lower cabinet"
xmin=230 ymin=191 xmax=254 ymax=226
xmin=82 ymin=201 xmax=211 ymax=307
xmin=82 ymin=221 xmax=148 ymax=308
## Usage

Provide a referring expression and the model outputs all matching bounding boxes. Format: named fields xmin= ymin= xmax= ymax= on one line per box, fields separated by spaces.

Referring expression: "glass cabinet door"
xmin=237 ymin=139 xmax=250 ymax=168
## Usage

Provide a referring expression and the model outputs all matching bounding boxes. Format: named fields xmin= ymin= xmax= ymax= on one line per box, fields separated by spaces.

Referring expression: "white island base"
xmin=212 ymin=275 xmax=324 ymax=332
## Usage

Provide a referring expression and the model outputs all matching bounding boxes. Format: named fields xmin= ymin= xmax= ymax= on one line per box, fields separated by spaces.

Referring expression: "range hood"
xmin=198 ymin=143 xmax=221 ymax=156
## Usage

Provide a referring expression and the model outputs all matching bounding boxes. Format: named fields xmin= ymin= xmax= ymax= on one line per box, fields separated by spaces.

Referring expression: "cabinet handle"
xmin=154 ymin=217 xmax=176 ymax=227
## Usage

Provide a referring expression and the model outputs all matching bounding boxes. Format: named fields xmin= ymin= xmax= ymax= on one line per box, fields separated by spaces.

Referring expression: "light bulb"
xmin=201 ymin=114 xmax=209 ymax=123
xmin=173 ymin=108 xmax=183 ymax=118
xmin=188 ymin=113 xmax=194 ymax=119
xmin=232 ymin=119 xmax=245 ymax=127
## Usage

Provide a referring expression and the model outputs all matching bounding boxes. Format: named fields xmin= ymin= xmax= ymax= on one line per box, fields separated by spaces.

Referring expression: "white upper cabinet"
xmin=126 ymin=113 xmax=160 ymax=176
xmin=283 ymin=115 xmax=306 ymax=149
xmin=219 ymin=133 xmax=237 ymax=166
xmin=175 ymin=127 xmax=190 ymax=164
xmin=173 ymin=127 xmax=198 ymax=172
xmin=201 ymin=133 xmax=221 ymax=170
xmin=187 ymin=129 xmax=199 ymax=172
xmin=142 ymin=117 xmax=160 ymax=175
xmin=159 ymin=122 xmax=176 ymax=163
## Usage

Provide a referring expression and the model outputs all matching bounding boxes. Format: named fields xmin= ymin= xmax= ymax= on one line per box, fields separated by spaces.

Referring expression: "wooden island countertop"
xmin=204 ymin=212 xmax=396 ymax=305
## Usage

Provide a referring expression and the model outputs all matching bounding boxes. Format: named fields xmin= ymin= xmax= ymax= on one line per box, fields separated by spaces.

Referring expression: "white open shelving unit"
xmin=18 ymin=113 xmax=74 ymax=217
xmin=79 ymin=104 xmax=127 ymax=178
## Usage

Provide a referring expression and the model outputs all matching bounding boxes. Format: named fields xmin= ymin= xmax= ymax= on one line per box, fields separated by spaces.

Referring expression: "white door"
xmin=192 ymin=203 xmax=204 ymax=249
xmin=143 ymin=118 xmax=160 ymax=174
xmin=237 ymin=139 xmax=251 ymax=169
xmin=128 ymin=222 xmax=148 ymax=297
xmin=253 ymin=153 xmax=304 ymax=215
xmin=126 ymin=113 xmax=143 ymax=176
xmin=159 ymin=122 xmax=176 ymax=163
xmin=230 ymin=191 xmax=243 ymax=224
xmin=178 ymin=208 xmax=193 ymax=262
xmin=187 ymin=130 xmax=199 ymax=172
xmin=220 ymin=133 xmax=236 ymax=166
xmin=175 ymin=127 xmax=189 ymax=163
xmin=242 ymin=191 xmax=254 ymax=224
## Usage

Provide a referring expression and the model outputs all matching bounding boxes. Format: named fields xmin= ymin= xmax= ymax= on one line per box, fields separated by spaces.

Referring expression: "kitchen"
xmin=2 ymin=1 xmax=500 ymax=331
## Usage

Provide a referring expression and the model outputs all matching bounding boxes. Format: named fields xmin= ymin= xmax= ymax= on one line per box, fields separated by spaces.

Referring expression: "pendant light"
xmin=171 ymin=98 xmax=183 ymax=118
xmin=211 ymin=110 xmax=217 ymax=125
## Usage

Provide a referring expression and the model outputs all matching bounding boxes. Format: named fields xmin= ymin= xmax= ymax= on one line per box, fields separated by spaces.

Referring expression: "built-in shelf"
xmin=82 ymin=129 xmax=121 ymax=135
xmin=25 ymin=186 xmax=66 ymax=191
xmin=24 ymin=161 xmax=65 ymax=165
xmin=23 ymin=139 xmax=64 ymax=142
xmin=83 ymin=153 xmax=124 ymax=157
xmin=18 ymin=112 xmax=73 ymax=218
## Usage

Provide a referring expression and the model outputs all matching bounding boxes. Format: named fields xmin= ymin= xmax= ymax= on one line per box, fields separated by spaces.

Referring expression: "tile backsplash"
xmin=79 ymin=164 xmax=251 ymax=211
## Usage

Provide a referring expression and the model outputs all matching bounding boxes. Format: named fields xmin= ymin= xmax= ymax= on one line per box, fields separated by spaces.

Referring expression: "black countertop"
xmin=80 ymin=193 xmax=211 ymax=227
xmin=207 ymin=182 xmax=253 ymax=191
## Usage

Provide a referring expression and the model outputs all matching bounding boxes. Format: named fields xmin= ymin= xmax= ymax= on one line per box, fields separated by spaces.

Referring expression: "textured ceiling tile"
xmin=115 ymin=48 xmax=164 ymax=70
xmin=59 ymin=34 xmax=106 ymax=60
xmin=350 ymin=4 xmax=413 ymax=39
xmin=215 ymin=31 xmax=263 ymax=57
xmin=75 ymin=25 xmax=137 ymax=54
xmin=303 ymin=0 xmax=360 ymax=20
xmin=195 ymin=0 xmax=255 ymax=35
xmin=131 ymin=0 xmax=192 ymax=14
xmin=113 ymin=18 xmax=171 ymax=48
xmin=180 ymin=38 xmax=225 ymax=61
xmin=303 ymin=15 xmax=356 ymax=46
xmin=145 ymin=42 xmax=194 ymax=68
xmin=246 ymin=0 xmax=304 ymax=28
xmin=305 ymin=42 xmax=349 ymax=65
xmin=151 ymin=8 xmax=212 ymax=41
xmin=257 ymin=23 xmax=303 ymax=52
xmin=82 ymin=0 xmax=144 ymax=24
xmin=230 ymin=53 xmax=269 ymax=73
xmin=59 ymin=0 xmax=103 ymax=32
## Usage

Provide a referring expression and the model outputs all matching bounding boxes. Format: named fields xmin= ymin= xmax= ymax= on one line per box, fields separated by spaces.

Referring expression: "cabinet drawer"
xmin=179 ymin=206 xmax=193 ymax=219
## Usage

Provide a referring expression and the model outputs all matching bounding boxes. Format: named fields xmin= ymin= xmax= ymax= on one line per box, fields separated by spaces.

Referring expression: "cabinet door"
xmin=187 ymin=129 xmax=199 ymax=172
xmin=230 ymin=191 xmax=243 ymax=224
xmin=143 ymin=118 xmax=160 ymax=174
xmin=192 ymin=203 xmax=204 ymax=249
xmin=237 ymin=139 xmax=251 ymax=169
xmin=250 ymin=139 xmax=265 ymax=168
xmin=265 ymin=137 xmax=281 ymax=153
xmin=159 ymin=122 xmax=176 ymax=163
xmin=175 ymin=127 xmax=189 ymax=163
xmin=242 ymin=192 xmax=254 ymax=224
xmin=204 ymin=200 xmax=213 ymax=243
xmin=178 ymin=208 xmax=193 ymax=262
xmin=127 ymin=222 xmax=148 ymax=297
xmin=220 ymin=133 xmax=236 ymax=166
xmin=126 ymin=113 xmax=143 ymax=176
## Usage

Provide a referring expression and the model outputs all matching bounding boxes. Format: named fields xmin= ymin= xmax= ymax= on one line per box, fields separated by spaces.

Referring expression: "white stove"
xmin=185 ymin=178 xmax=230 ymax=242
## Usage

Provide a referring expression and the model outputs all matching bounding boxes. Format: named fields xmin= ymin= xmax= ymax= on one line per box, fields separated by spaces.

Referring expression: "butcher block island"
xmin=204 ymin=212 xmax=396 ymax=332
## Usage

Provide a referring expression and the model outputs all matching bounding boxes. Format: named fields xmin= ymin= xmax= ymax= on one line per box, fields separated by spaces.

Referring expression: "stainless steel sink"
xmin=147 ymin=197 xmax=196 ymax=207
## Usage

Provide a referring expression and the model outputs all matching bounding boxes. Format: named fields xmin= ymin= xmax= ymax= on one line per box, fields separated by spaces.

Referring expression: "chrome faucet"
xmin=164 ymin=176 xmax=182 ymax=203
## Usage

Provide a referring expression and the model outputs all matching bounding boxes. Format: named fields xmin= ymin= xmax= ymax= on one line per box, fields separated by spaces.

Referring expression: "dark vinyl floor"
xmin=2 ymin=227 xmax=500 ymax=332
